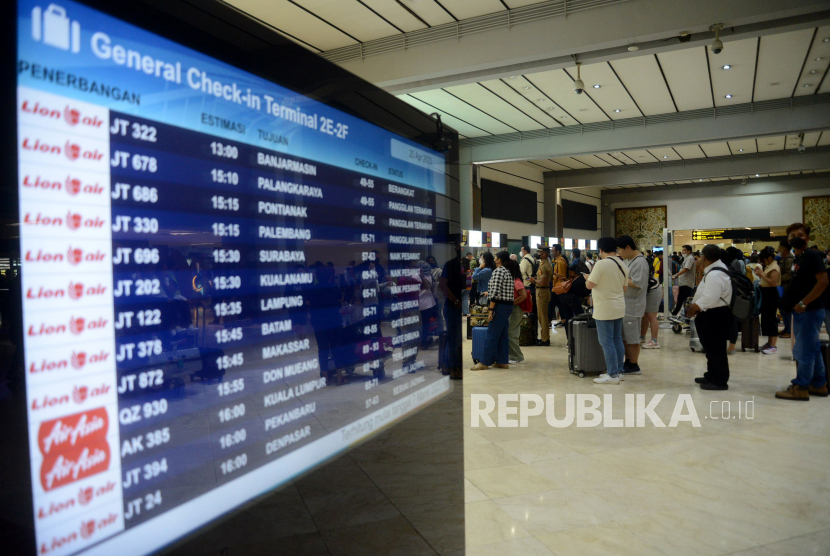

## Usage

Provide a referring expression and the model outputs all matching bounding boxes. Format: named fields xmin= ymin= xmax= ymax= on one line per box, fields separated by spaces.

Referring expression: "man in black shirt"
xmin=776 ymin=223 xmax=829 ymax=401
xmin=440 ymin=240 xmax=465 ymax=380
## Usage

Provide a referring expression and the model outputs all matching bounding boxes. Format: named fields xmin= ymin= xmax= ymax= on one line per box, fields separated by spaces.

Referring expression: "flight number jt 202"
xmin=110 ymin=118 xmax=158 ymax=142
xmin=114 ymin=279 xmax=160 ymax=297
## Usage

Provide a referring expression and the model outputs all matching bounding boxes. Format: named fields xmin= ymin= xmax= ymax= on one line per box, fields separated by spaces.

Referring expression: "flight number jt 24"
xmin=111 ymin=118 xmax=158 ymax=142
xmin=124 ymin=490 xmax=162 ymax=520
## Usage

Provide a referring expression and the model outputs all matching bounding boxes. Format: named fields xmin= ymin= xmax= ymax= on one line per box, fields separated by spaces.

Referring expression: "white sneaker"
xmin=509 ymin=359 xmax=521 ymax=364
xmin=761 ymin=346 xmax=779 ymax=355
xmin=594 ymin=374 xmax=620 ymax=384
xmin=642 ymin=340 xmax=660 ymax=349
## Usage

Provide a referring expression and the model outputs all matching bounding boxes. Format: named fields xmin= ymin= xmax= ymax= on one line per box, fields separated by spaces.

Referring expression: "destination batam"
xmin=259 ymin=226 xmax=311 ymax=240
xmin=261 ymin=295 xmax=304 ymax=311
xmin=257 ymin=177 xmax=323 ymax=198
xmin=260 ymin=272 xmax=313 ymax=287
xmin=261 ymin=319 xmax=292 ymax=336
xmin=257 ymin=153 xmax=317 ymax=175
xmin=263 ymin=338 xmax=310 ymax=359
xmin=260 ymin=250 xmax=306 ymax=262
xmin=258 ymin=202 xmax=308 ymax=218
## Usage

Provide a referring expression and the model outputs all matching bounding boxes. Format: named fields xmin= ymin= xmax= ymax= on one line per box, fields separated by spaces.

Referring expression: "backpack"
xmin=708 ymin=267 xmax=755 ymax=322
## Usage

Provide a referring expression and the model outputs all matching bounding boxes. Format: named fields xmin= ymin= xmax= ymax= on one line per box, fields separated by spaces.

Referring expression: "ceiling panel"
xmin=622 ymin=149 xmax=660 ymax=163
xmin=699 ymin=142 xmax=731 ymax=157
xmin=540 ymin=159 xmax=574 ymax=171
xmin=524 ymin=160 xmax=561 ymax=171
xmin=754 ymin=28 xmax=815 ymax=101
xmin=479 ymin=79 xmax=562 ymax=128
xmin=571 ymin=155 xmax=611 ymax=168
xmin=607 ymin=56 xmax=676 ymax=116
xmin=227 ymin=0 xmax=353 ymax=50
xmin=708 ymin=37 xmax=757 ymax=106
xmin=594 ymin=153 xmax=625 ymax=166
xmin=604 ymin=152 xmax=634 ymax=164
xmin=819 ymin=132 xmax=830 ymax=146
xmin=399 ymin=95 xmax=482 ymax=137
xmin=758 ymin=136 xmax=786 ymax=151
xmin=566 ymin=62 xmax=641 ymax=119
xmin=550 ymin=157 xmax=590 ymax=170
xmin=436 ymin=0 xmax=505 ymax=19
xmin=525 ymin=69 xmax=610 ymax=124
xmin=444 ymin=82 xmax=544 ymax=131
xmin=658 ymin=47 xmax=712 ymax=111
xmin=360 ymin=0 xmax=429 ymax=32
xmin=504 ymin=76 xmax=576 ymax=125
xmin=404 ymin=0 xmax=455 ymax=26
xmin=672 ymin=144 xmax=707 ymax=159
xmin=728 ymin=138 xmax=757 ymax=154
xmin=785 ymin=131 xmax=821 ymax=149
xmin=648 ymin=147 xmax=683 ymax=161
xmin=408 ymin=89 xmax=518 ymax=134
xmin=291 ymin=0 xmax=398 ymax=42
xmin=797 ymin=26 xmax=830 ymax=95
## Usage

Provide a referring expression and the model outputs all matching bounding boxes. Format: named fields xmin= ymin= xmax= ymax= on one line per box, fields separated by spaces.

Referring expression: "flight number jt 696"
xmin=112 ymin=183 xmax=158 ymax=203
xmin=112 ymin=216 xmax=158 ymax=233
xmin=111 ymin=151 xmax=158 ymax=172
xmin=110 ymin=118 xmax=158 ymax=142
xmin=114 ymin=247 xmax=160 ymax=265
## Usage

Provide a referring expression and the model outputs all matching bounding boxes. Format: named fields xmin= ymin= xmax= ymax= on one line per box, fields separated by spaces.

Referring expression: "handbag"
xmin=552 ymin=279 xmax=573 ymax=295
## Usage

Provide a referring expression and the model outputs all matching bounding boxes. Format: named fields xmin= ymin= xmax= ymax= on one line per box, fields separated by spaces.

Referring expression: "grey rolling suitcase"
xmin=567 ymin=314 xmax=606 ymax=378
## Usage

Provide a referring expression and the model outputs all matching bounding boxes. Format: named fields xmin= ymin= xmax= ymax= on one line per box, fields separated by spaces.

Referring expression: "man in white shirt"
xmin=670 ymin=245 xmax=696 ymax=321
xmin=686 ymin=244 xmax=733 ymax=390
xmin=585 ymin=237 xmax=629 ymax=384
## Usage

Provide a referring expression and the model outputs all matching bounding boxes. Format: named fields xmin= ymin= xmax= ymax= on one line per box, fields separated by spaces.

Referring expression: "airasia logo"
xmin=28 ymin=350 xmax=109 ymax=374
xmin=40 ymin=440 xmax=111 ymax=491
xmin=25 ymin=282 xmax=107 ymax=300
xmin=21 ymin=137 xmax=104 ymax=162
xmin=21 ymin=175 xmax=105 ymax=196
xmin=38 ymin=408 xmax=108 ymax=455
xmin=20 ymin=100 xmax=103 ymax=128
xmin=23 ymin=247 xmax=106 ymax=265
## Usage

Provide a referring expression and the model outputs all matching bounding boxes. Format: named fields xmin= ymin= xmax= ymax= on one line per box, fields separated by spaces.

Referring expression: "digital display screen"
xmin=490 ymin=233 xmax=500 ymax=248
xmin=529 ymin=235 xmax=542 ymax=249
xmin=564 ymin=238 xmax=574 ymax=250
xmin=15 ymin=1 xmax=451 ymax=555
xmin=577 ymin=239 xmax=586 ymax=250
xmin=467 ymin=230 xmax=483 ymax=247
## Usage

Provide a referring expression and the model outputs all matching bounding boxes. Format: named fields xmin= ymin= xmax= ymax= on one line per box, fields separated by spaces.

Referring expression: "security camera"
xmin=710 ymin=23 xmax=724 ymax=54
xmin=573 ymin=61 xmax=584 ymax=94
xmin=798 ymin=144 xmax=806 ymax=154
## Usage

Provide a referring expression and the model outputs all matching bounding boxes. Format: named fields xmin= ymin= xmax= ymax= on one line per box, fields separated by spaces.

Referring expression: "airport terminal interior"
xmin=2 ymin=1 xmax=830 ymax=556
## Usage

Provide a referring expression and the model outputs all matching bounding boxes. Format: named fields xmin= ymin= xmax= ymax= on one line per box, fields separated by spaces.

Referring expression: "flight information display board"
xmin=15 ymin=1 xmax=451 ymax=555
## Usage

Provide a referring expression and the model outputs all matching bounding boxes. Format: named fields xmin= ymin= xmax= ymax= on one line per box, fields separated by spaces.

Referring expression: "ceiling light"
xmin=524 ymin=86 xmax=530 ymax=90
xmin=810 ymin=70 xmax=818 ymax=74
xmin=663 ymin=156 xmax=668 ymax=159
xmin=725 ymin=94 xmax=733 ymax=98
xmin=804 ymin=84 xmax=814 ymax=88
xmin=756 ymin=174 xmax=759 ymax=177
xmin=547 ymin=107 xmax=555 ymax=110
xmin=700 ymin=179 xmax=703 ymax=182
xmin=722 ymin=65 xmax=731 ymax=69
xmin=614 ymin=109 xmax=621 ymax=113
xmin=561 ymin=115 xmax=568 ymax=119
xmin=738 ymin=148 xmax=744 ymax=152
xmin=825 ymin=38 xmax=830 ymax=42
xmin=817 ymin=57 xmax=824 ymax=61
xmin=593 ymin=84 xmax=601 ymax=89
xmin=628 ymin=45 xmax=639 ymax=51
xmin=509 ymin=76 xmax=516 ymax=78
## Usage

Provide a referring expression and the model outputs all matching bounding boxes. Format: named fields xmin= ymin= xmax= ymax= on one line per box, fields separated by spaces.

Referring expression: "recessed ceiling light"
xmin=523 ymin=86 xmax=530 ymax=90
xmin=817 ymin=57 xmax=824 ymax=61
xmin=756 ymin=174 xmax=760 ymax=177
xmin=547 ymin=107 xmax=555 ymax=110
xmin=700 ymin=179 xmax=703 ymax=182
xmin=593 ymin=84 xmax=601 ymax=89
xmin=614 ymin=109 xmax=621 ymax=113
xmin=663 ymin=155 xmax=668 ymax=159
xmin=810 ymin=70 xmax=818 ymax=74
xmin=537 ymin=98 xmax=545 ymax=102
xmin=725 ymin=94 xmax=733 ymax=98
xmin=561 ymin=115 xmax=568 ymax=119
xmin=804 ymin=84 xmax=813 ymax=88
xmin=825 ymin=38 xmax=830 ymax=42
xmin=722 ymin=65 xmax=731 ymax=69
xmin=738 ymin=149 xmax=743 ymax=152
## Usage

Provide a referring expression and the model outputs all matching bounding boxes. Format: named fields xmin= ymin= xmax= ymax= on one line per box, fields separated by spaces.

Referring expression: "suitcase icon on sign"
xmin=31 ymin=4 xmax=81 ymax=53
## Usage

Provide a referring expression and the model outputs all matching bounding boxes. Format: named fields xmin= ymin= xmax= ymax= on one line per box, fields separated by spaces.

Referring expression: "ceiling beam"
xmin=333 ymin=0 xmax=830 ymax=92
xmin=460 ymin=99 xmax=830 ymax=164
xmin=550 ymin=149 xmax=830 ymax=188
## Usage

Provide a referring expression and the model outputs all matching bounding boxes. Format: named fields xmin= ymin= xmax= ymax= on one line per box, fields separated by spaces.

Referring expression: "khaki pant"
xmin=536 ymin=287 xmax=551 ymax=342
xmin=508 ymin=305 xmax=524 ymax=362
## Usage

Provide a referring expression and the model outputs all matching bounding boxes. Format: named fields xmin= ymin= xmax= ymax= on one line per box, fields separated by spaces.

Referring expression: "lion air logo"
xmin=80 ymin=519 xmax=95 ymax=539
xmin=70 ymin=351 xmax=86 ymax=370
xmin=69 ymin=316 xmax=84 ymax=335
xmin=65 ymin=141 xmax=80 ymax=161
xmin=78 ymin=487 xmax=93 ymax=505
xmin=66 ymin=212 xmax=81 ymax=230
xmin=66 ymin=176 xmax=81 ymax=195
xmin=64 ymin=106 xmax=80 ymax=126
xmin=68 ymin=281 xmax=83 ymax=299
xmin=71 ymin=386 xmax=88 ymax=404
xmin=67 ymin=247 xmax=82 ymax=265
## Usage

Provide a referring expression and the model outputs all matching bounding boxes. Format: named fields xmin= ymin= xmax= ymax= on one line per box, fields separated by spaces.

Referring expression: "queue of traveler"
xmin=464 ymin=223 xmax=829 ymax=401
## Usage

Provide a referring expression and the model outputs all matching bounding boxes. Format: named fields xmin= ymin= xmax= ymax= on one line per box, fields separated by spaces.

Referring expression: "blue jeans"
xmin=595 ymin=318 xmax=625 ymax=377
xmin=481 ymin=304 xmax=511 ymax=366
xmin=444 ymin=303 xmax=462 ymax=370
xmin=792 ymin=309 xmax=827 ymax=388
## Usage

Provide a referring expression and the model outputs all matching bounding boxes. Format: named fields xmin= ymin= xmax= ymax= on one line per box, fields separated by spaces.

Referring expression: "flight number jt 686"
xmin=112 ymin=183 xmax=158 ymax=203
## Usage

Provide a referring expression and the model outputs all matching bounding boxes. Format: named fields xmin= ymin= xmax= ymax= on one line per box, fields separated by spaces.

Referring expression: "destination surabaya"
xmin=471 ymin=393 xmax=755 ymax=428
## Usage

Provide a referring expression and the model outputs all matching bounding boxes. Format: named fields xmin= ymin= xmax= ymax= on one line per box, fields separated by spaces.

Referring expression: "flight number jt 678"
xmin=111 ymin=151 xmax=158 ymax=172
xmin=112 ymin=216 xmax=159 ymax=233
xmin=112 ymin=183 xmax=158 ymax=203
xmin=110 ymin=118 xmax=158 ymax=142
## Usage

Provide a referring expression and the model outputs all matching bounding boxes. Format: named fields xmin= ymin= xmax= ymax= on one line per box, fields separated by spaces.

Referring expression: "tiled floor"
xmin=462 ymin=321 xmax=830 ymax=556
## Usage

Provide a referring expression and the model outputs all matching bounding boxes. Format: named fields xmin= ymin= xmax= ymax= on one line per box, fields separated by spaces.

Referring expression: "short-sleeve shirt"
xmin=624 ymin=255 xmax=649 ymax=317
xmin=677 ymin=254 xmax=695 ymax=287
xmin=761 ymin=261 xmax=781 ymax=288
xmin=587 ymin=256 xmax=629 ymax=320
xmin=782 ymin=249 xmax=827 ymax=312
xmin=552 ymin=256 xmax=568 ymax=286
xmin=536 ymin=260 xmax=553 ymax=288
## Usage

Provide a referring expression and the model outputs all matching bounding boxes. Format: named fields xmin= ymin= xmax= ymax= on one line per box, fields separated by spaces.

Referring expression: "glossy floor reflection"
xmin=462 ymin=322 xmax=830 ymax=556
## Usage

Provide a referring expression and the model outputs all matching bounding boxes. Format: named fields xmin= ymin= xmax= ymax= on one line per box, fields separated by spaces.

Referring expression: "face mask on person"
xmin=788 ymin=237 xmax=807 ymax=250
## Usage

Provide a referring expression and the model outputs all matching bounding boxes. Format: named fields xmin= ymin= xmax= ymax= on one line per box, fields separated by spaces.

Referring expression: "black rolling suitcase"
xmin=741 ymin=317 xmax=760 ymax=353
xmin=567 ymin=314 xmax=606 ymax=378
